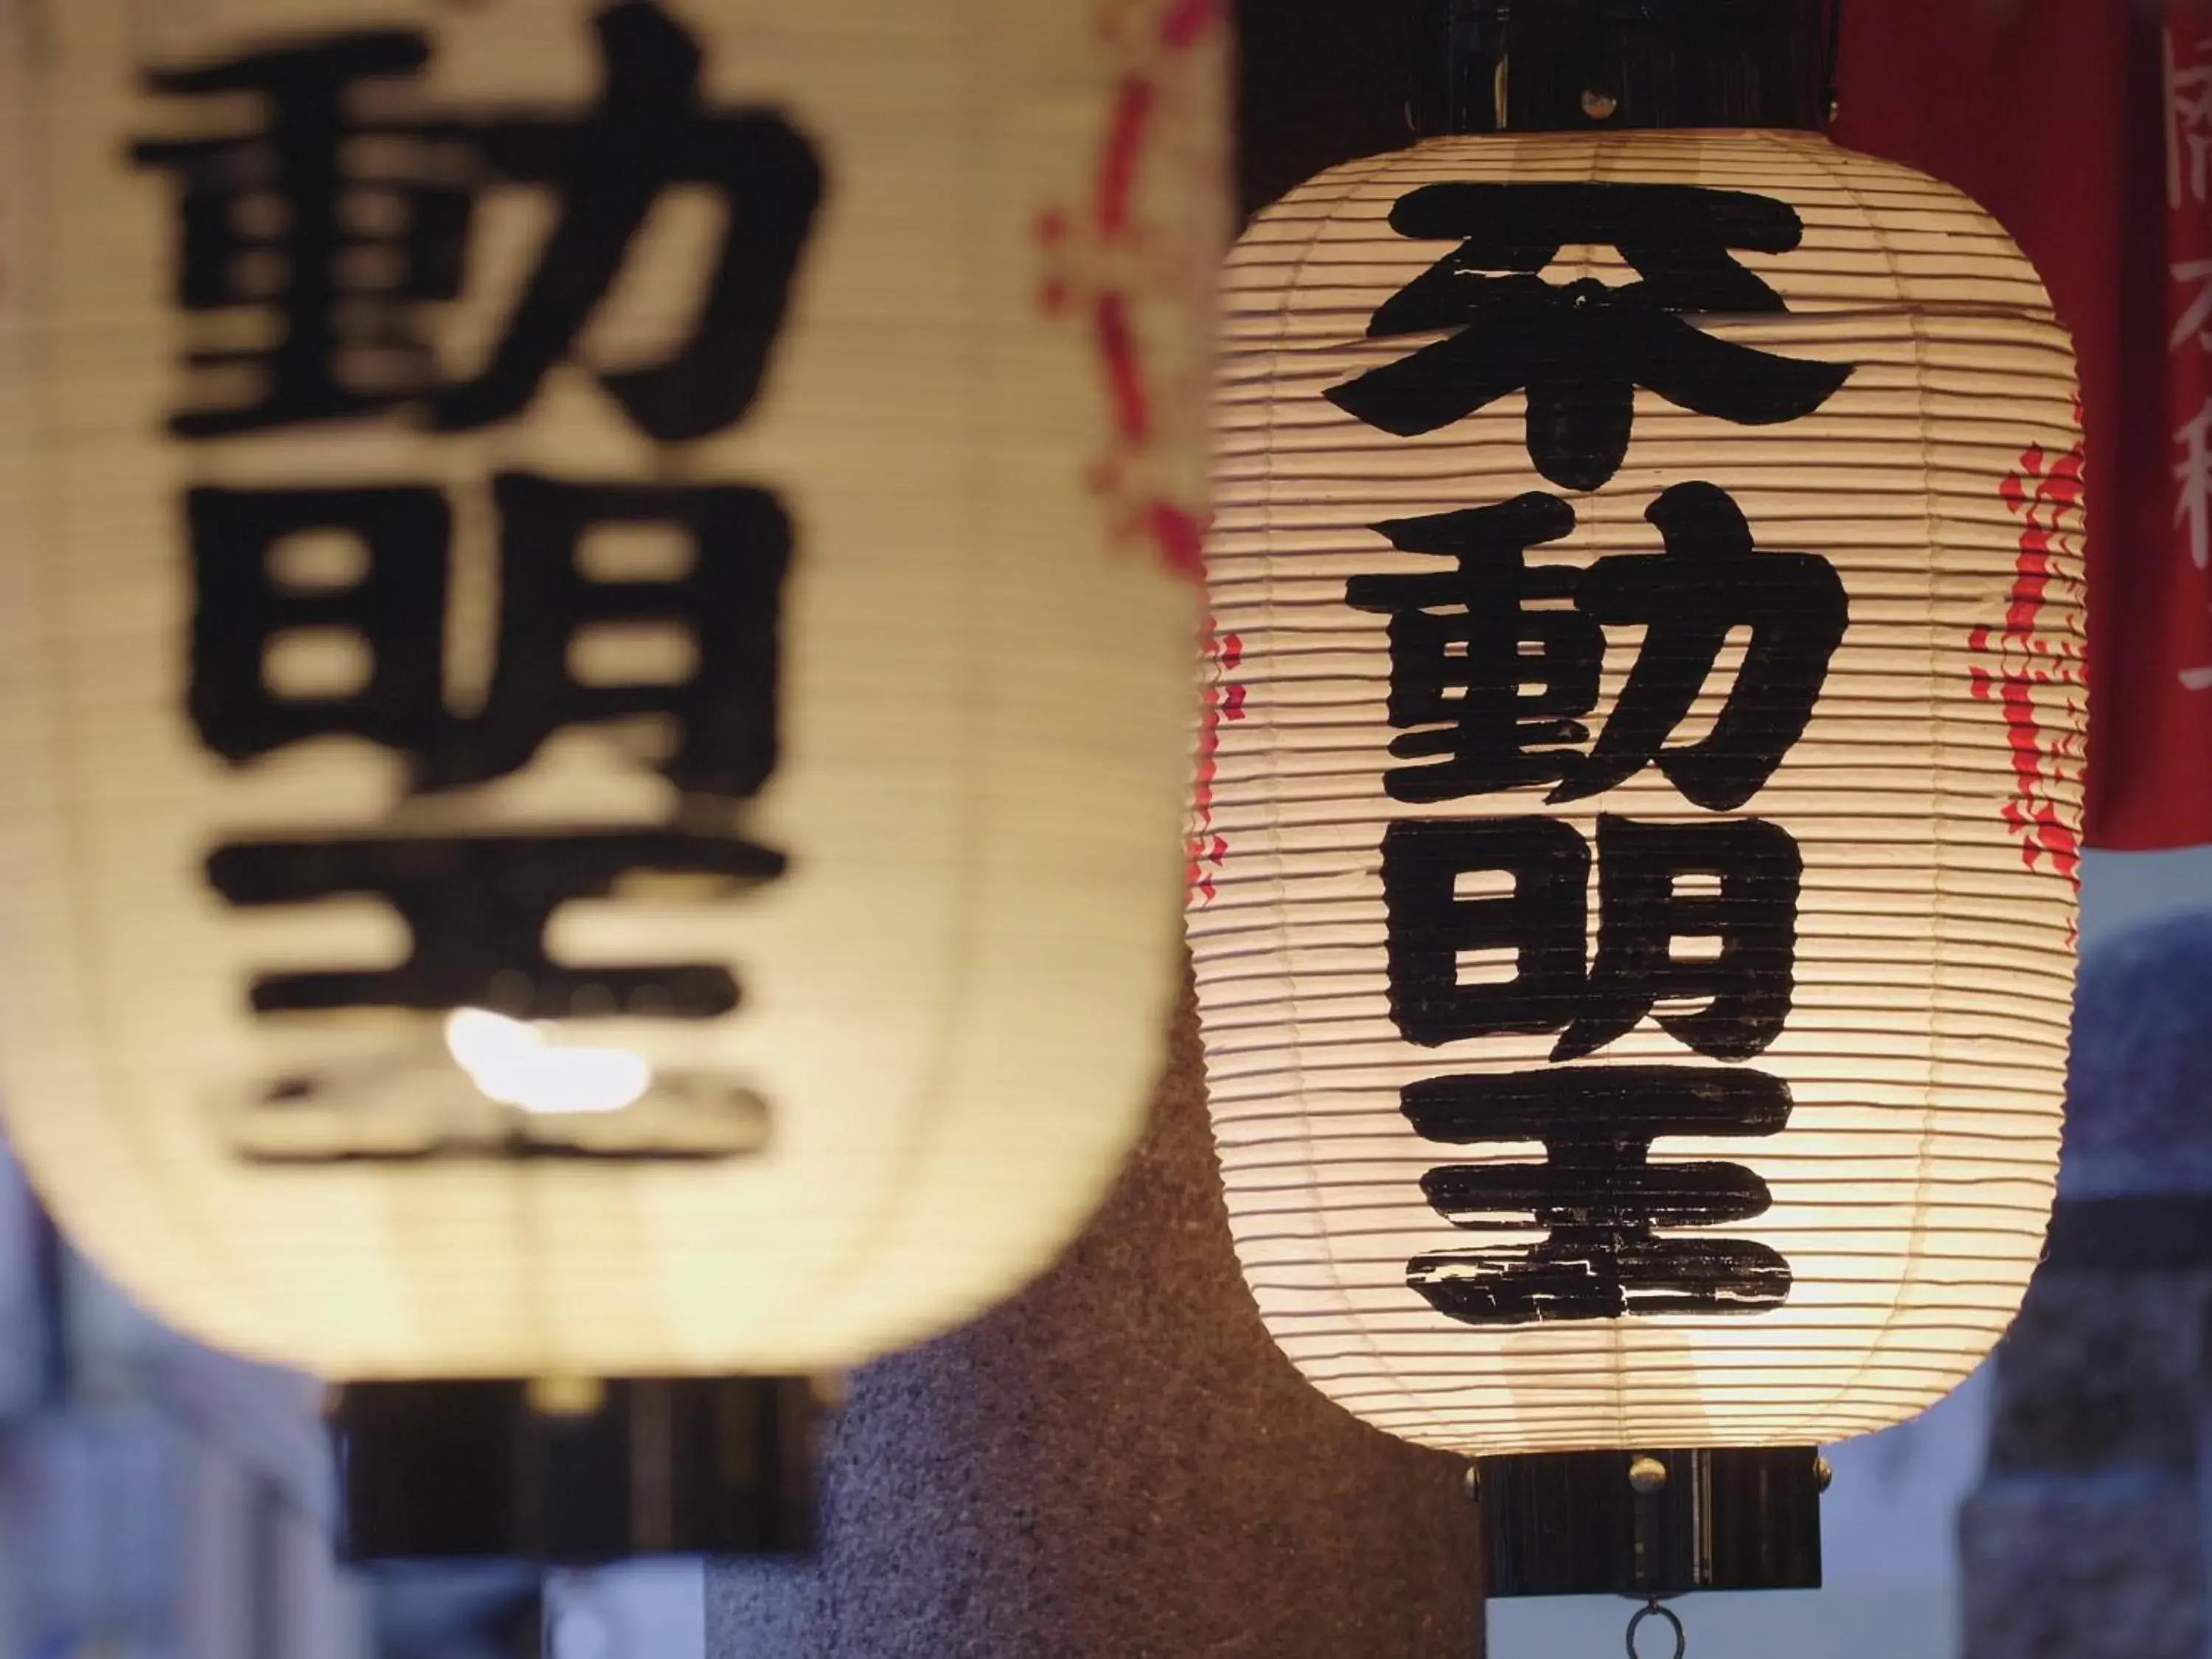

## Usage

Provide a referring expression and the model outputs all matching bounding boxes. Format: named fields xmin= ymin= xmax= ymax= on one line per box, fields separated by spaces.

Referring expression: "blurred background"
xmin=0 ymin=1148 xmax=709 ymax=1658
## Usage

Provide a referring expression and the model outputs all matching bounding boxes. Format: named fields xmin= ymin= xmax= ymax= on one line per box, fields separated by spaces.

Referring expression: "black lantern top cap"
xmin=1410 ymin=0 xmax=1838 ymax=137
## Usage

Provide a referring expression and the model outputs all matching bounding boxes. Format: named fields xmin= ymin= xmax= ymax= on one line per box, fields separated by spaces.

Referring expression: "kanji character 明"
xmin=187 ymin=475 xmax=791 ymax=799
xmin=1380 ymin=813 xmax=1803 ymax=1062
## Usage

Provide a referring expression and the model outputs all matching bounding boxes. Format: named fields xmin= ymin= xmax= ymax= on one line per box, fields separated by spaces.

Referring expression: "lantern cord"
xmin=1822 ymin=0 xmax=1845 ymax=122
xmin=1625 ymin=1599 xmax=1687 ymax=1659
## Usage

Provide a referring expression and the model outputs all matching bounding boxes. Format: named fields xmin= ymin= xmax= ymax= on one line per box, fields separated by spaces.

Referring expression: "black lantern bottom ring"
xmin=333 ymin=1374 xmax=820 ymax=1564
xmin=1478 ymin=1445 xmax=1824 ymax=1599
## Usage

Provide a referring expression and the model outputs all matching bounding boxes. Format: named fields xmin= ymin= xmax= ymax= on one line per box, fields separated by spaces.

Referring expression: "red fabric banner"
xmin=1836 ymin=0 xmax=2212 ymax=849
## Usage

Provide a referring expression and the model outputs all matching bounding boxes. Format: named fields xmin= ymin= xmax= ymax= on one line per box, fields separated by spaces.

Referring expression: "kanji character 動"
xmin=133 ymin=1 xmax=823 ymax=442
xmin=1349 ymin=482 xmax=1847 ymax=811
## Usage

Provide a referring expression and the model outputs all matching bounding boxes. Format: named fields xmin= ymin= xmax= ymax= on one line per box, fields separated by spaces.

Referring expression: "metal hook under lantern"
xmin=0 ymin=0 xmax=1226 ymax=1560
xmin=1191 ymin=0 xmax=2084 ymax=1602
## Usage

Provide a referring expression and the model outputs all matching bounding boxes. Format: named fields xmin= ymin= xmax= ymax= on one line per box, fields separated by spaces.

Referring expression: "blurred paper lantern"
xmin=0 ymin=0 xmax=1224 ymax=1556
xmin=1191 ymin=0 xmax=2084 ymax=1600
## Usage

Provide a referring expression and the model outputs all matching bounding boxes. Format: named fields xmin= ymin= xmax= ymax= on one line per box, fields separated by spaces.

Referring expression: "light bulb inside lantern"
xmin=443 ymin=1007 xmax=652 ymax=1117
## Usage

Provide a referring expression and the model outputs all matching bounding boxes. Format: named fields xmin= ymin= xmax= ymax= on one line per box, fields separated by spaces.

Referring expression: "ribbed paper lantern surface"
xmin=1191 ymin=131 xmax=2085 ymax=1453
xmin=0 ymin=0 xmax=1224 ymax=1377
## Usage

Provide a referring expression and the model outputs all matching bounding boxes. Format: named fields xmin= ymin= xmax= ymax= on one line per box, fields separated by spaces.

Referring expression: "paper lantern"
xmin=0 ymin=0 xmax=1224 ymax=1387
xmin=1191 ymin=128 xmax=2086 ymax=1470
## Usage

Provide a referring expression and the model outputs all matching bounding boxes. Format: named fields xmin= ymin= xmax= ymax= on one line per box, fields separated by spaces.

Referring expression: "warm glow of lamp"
xmin=1189 ymin=128 xmax=2086 ymax=1460
xmin=0 ymin=0 xmax=1227 ymax=1393
xmin=443 ymin=1009 xmax=653 ymax=1118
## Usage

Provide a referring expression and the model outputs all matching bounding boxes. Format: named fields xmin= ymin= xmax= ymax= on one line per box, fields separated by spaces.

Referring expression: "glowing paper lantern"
xmin=1190 ymin=128 xmax=2085 ymax=1475
xmin=0 ymin=0 xmax=1224 ymax=1394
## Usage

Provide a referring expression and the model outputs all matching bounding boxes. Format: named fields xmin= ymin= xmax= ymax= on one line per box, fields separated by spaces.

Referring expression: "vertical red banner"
xmin=2160 ymin=9 xmax=2212 ymax=712
xmin=1838 ymin=0 xmax=2212 ymax=849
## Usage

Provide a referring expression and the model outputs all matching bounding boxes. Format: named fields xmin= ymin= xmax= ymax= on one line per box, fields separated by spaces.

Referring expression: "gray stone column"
xmin=709 ymin=989 xmax=1484 ymax=1659
xmin=1961 ymin=913 xmax=2212 ymax=1659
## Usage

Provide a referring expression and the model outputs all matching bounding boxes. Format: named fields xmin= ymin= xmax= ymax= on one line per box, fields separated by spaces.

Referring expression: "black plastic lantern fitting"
xmin=333 ymin=1375 xmax=818 ymax=1565
xmin=1477 ymin=1447 xmax=1826 ymax=1598
xmin=1409 ymin=0 xmax=1837 ymax=137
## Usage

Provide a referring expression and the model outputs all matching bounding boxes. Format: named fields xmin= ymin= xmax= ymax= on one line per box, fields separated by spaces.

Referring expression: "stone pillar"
xmin=712 ymin=15 xmax=1492 ymax=1649
xmin=1961 ymin=913 xmax=2212 ymax=1659
xmin=708 ymin=994 xmax=1484 ymax=1659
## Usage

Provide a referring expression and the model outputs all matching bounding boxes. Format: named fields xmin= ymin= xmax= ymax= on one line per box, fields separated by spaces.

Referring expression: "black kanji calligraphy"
xmin=1326 ymin=183 xmax=1853 ymax=491
xmin=1349 ymin=482 xmax=1846 ymax=811
xmin=1346 ymin=491 xmax=1598 ymax=802
xmin=133 ymin=1 xmax=824 ymax=441
xmin=189 ymin=485 xmax=452 ymax=760
xmin=430 ymin=1 xmax=823 ymax=439
xmin=1399 ymin=1066 xmax=1794 ymax=1325
xmin=1380 ymin=815 xmax=1589 ymax=1043
xmin=1382 ymin=814 xmax=1801 ymax=1061
xmin=187 ymin=476 xmax=792 ymax=799
xmin=1551 ymin=482 xmax=1848 ymax=810
xmin=434 ymin=476 xmax=791 ymax=795
xmin=1554 ymin=815 xmax=1801 ymax=1062
xmin=129 ymin=32 xmax=470 ymax=436
xmin=208 ymin=830 xmax=785 ymax=1019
